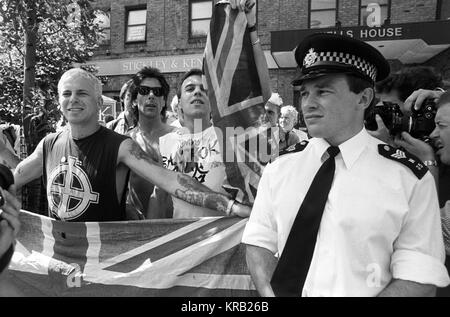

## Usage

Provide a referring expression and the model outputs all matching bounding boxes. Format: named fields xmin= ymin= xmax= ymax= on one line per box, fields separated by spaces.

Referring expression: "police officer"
xmin=242 ymin=33 xmax=450 ymax=297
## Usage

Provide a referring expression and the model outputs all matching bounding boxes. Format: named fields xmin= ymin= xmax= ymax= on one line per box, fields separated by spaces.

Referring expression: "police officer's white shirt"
xmin=242 ymin=128 xmax=450 ymax=297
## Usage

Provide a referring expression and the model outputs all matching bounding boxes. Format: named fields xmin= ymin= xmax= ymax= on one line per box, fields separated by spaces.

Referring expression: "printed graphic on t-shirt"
xmin=47 ymin=156 xmax=99 ymax=220
xmin=161 ymin=128 xmax=222 ymax=184
xmin=164 ymin=137 xmax=220 ymax=183
xmin=160 ymin=127 xmax=228 ymax=217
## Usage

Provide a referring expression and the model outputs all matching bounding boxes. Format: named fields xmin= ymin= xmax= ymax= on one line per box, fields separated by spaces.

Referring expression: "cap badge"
xmin=303 ymin=48 xmax=318 ymax=67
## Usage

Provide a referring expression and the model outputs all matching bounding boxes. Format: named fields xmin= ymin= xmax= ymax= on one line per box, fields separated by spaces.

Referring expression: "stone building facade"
xmin=87 ymin=0 xmax=450 ymax=116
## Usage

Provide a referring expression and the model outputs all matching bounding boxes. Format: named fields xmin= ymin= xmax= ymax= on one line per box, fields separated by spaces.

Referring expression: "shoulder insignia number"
xmin=279 ymin=140 xmax=309 ymax=156
xmin=378 ymin=144 xmax=427 ymax=179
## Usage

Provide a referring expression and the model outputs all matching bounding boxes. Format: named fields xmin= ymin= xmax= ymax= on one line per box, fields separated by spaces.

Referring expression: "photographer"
xmin=395 ymin=90 xmax=450 ymax=296
xmin=395 ymin=89 xmax=449 ymax=237
xmin=394 ymin=89 xmax=450 ymax=183
xmin=368 ymin=66 xmax=444 ymax=145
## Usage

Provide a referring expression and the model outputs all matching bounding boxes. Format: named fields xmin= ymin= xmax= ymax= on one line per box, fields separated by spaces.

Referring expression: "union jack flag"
xmin=203 ymin=1 xmax=270 ymax=204
xmin=0 ymin=211 xmax=257 ymax=296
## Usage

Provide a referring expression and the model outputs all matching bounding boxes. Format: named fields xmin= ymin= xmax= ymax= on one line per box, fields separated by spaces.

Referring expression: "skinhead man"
xmin=242 ymin=33 xmax=450 ymax=297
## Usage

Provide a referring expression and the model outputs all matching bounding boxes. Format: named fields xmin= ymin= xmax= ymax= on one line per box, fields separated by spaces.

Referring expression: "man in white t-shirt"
xmin=159 ymin=69 xmax=228 ymax=218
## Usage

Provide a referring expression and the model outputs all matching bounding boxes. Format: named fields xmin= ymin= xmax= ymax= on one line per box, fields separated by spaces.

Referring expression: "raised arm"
xmin=118 ymin=139 xmax=251 ymax=217
xmin=13 ymin=138 xmax=45 ymax=189
xmin=244 ymin=0 xmax=271 ymax=102
xmin=229 ymin=0 xmax=271 ymax=101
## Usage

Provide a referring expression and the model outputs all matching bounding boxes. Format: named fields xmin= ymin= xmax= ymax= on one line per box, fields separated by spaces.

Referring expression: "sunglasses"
xmin=138 ymin=86 xmax=164 ymax=97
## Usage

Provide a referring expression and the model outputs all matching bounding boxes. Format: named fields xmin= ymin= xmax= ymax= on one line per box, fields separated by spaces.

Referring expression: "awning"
xmin=102 ymin=95 xmax=116 ymax=106
xmin=81 ymin=51 xmax=278 ymax=77
xmin=271 ymin=20 xmax=450 ymax=68
xmin=101 ymin=95 xmax=117 ymax=119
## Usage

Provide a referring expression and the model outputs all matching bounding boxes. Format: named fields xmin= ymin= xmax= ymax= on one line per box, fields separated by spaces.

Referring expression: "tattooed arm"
xmin=13 ymin=139 xmax=44 ymax=189
xmin=118 ymin=139 xmax=251 ymax=217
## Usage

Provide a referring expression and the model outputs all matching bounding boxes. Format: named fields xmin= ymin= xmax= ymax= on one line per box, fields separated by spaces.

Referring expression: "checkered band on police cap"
xmin=293 ymin=33 xmax=390 ymax=85
xmin=304 ymin=50 xmax=378 ymax=82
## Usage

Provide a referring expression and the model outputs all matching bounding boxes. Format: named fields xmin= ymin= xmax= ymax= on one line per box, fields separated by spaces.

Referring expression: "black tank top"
xmin=42 ymin=126 xmax=129 ymax=221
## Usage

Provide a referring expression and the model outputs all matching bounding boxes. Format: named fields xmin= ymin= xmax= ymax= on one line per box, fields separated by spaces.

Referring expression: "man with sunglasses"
xmin=11 ymin=68 xmax=250 ymax=222
xmin=126 ymin=67 xmax=177 ymax=219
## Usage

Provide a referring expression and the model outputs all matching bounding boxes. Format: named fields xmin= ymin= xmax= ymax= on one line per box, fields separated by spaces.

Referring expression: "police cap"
xmin=293 ymin=33 xmax=390 ymax=86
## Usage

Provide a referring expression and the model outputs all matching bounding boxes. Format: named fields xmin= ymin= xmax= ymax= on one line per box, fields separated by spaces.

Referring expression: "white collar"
xmin=311 ymin=128 xmax=370 ymax=170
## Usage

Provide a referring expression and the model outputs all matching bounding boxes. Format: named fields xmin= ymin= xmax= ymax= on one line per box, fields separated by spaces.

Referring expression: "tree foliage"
xmin=0 ymin=0 xmax=102 ymax=133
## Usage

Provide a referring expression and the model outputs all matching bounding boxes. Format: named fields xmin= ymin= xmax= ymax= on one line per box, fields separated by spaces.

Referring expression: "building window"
xmin=190 ymin=0 xmax=213 ymax=38
xmin=126 ymin=8 xmax=147 ymax=43
xmin=360 ymin=0 xmax=390 ymax=26
xmin=94 ymin=9 xmax=111 ymax=45
xmin=309 ymin=0 xmax=337 ymax=29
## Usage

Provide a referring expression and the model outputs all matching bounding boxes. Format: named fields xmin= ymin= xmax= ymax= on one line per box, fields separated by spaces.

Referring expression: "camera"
xmin=365 ymin=101 xmax=405 ymax=136
xmin=365 ymin=99 xmax=436 ymax=141
xmin=408 ymin=100 xmax=437 ymax=141
xmin=0 ymin=164 xmax=14 ymax=207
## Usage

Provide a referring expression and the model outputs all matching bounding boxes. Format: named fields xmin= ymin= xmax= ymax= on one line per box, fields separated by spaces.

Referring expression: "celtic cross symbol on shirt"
xmin=47 ymin=156 xmax=99 ymax=220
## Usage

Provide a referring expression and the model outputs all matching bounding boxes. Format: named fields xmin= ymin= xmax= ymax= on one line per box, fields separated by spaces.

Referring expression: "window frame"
xmin=125 ymin=6 xmax=148 ymax=44
xmin=308 ymin=0 xmax=339 ymax=29
xmin=358 ymin=0 xmax=391 ymax=26
xmin=189 ymin=0 xmax=213 ymax=39
xmin=436 ymin=0 xmax=450 ymax=20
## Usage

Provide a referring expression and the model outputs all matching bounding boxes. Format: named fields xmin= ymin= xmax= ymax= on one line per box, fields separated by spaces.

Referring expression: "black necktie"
xmin=270 ymin=146 xmax=340 ymax=297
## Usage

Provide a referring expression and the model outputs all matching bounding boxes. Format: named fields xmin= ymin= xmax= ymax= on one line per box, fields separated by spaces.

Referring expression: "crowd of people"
xmin=1 ymin=0 xmax=450 ymax=297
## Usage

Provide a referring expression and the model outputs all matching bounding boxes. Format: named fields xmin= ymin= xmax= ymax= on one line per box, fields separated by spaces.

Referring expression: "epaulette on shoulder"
xmin=377 ymin=144 xmax=427 ymax=179
xmin=279 ymin=140 xmax=309 ymax=156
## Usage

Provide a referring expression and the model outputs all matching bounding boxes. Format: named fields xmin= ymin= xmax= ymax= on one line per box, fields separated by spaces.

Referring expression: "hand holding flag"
xmin=229 ymin=0 xmax=256 ymax=25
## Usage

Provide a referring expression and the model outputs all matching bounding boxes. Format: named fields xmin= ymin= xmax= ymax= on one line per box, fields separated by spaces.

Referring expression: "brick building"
xmin=87 ymin=0 xmax=450 ymax=116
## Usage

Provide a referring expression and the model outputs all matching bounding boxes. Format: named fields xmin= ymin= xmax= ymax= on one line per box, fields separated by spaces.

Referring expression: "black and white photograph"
xmin=0 ymin=0 xmax=449 ymax=301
